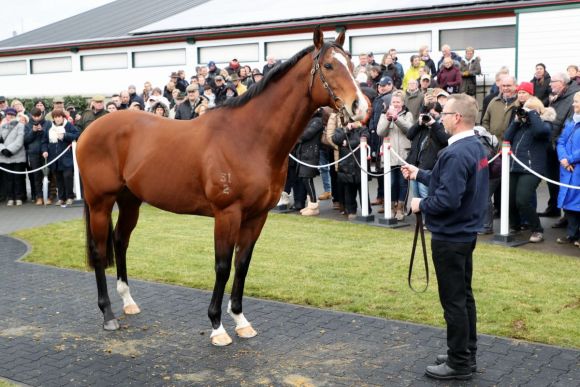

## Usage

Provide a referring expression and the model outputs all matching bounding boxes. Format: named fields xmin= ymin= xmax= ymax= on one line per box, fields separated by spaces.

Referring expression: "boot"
xmin=300 ymin=196 xmax=311 ymax=214
xmin=277 ymin=192 xmax=290 ymax=206
xmin=395 ymin=201 xmax=405 ymax=221
xmin=301 ymin=201 xmax=320 ymax=216
xmin=391 ymin=202 xmax=397 ymax=218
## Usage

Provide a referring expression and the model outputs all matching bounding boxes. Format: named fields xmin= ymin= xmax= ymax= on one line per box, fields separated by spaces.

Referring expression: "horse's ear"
xmin=313 ymin=26 xmax=324 ymax=50
xmin=335 ymin=31 xmax=345 ymax=48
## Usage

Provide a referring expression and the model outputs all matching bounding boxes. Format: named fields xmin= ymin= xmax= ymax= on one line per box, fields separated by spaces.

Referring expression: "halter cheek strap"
xmin=309 ymin=47 xmax=347 ymax=117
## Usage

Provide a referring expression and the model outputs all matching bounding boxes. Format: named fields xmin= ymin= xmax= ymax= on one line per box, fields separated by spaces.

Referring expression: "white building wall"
xmin=517 ymin=6 xmax=580 ymax=82
xmin=0 ymin=16 xmax=515 ymax=98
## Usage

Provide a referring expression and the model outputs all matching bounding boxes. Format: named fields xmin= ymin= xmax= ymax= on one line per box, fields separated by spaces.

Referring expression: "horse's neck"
xmin=236 ymin=58 xmax=318 ymax=166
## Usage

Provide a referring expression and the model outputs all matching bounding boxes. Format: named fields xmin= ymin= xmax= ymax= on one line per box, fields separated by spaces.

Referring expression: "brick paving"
xmin=0 ymin=203 xmax=579 ymax=386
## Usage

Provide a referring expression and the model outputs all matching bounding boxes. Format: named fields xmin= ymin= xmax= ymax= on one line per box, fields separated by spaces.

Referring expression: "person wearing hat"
xmin=229 ymin=73 xmax=247 ymax=96
xmin=516 ymin=82 xmax=534 ymax=106
xmin=0 ymin=107 xmax=27 ymax=206
xmin=252 ymin=70 xmax=264 ymax=84
xmin=45 ymin=97 xmax=65 ymax=121
xmin=76 ymin=95 xmax=108 ymax=133
xmin=206 ymin=61 xmax=221 ymax=81
xmin=128 ymin=85 xmax=145 ymax=109
xmin=367 ymin=75 xmax=395 ymax=208
xmin=175 ymin=85 xmax=204 ymax=120
xmin=212 ymin=75 xmax=228 ymax=106
xmin=224 ymin=59 xmax=240 ymax=76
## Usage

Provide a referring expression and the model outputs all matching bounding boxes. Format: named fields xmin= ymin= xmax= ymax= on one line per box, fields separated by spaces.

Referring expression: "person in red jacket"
xmin=437 ymin=57 xmax=462 ymax=94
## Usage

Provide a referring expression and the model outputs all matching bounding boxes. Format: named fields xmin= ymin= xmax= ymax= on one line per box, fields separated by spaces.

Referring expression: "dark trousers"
xmin=432 ymin=238 xmax=477 ymax=372
xmin=564 ymin=210 xmax=580 ymax=240
xmin=342 ymin=181 xmax=371 ymax=215
xmin=302 ymin=177 xmax=317 ymax=203
xmin=55 ymin=169 xmax=74 ymax=200
xmin=545 ymin=147 xmax=560 ymax=212
xmin=484 ymin=177 xmax=501 ymax=230
xmin=28 ymin=154 xmax=44 ymax=200
xmin=509 ymin=173 xmax=542 ymax=232
xmin=0 ymin=163 xmax=26 ymax=201
xmin=283 ymin=163 xmax=306 ymax=208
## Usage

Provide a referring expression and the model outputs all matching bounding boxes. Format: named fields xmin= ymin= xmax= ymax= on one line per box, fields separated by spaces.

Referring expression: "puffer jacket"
xmin=24 ymin=117 xmax=51 ymax=156
xmin=0 ymin=118 xmax=26 ymax=164
xmin=406 ymin=120 xmax=450 ymax=170
xmin=557 ymin=119 xmax=580 ymax=211
xmin=503 ymin=108 xmax=552 ymax=176
xmin=376 ymin=108 xmax=413 ymax=166
xmin=297 ymin=115 xmax=323 ymax=178
xmin=332 ymin=125 xmax=369 ymax=184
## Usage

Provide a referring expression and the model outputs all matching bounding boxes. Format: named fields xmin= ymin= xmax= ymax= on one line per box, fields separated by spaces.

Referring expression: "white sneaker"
xmin=529 ymin=232 xmax=544 ymax=243
xmin=6 ymin=200 xmax=14 ymax=206
xmin=65 ymin=199 xmax=74 ymax=205
xmin=276 ymin=192 xmax=290 ymax=206
xmin=15 ymin=200 xmax=23 ymax=206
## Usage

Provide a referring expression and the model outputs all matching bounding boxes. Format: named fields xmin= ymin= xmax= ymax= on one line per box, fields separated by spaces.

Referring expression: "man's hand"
xmin=401 ymin=164 xmax=419 ymax=180
xmin=560 ymin=158 xmax=570 ymax=168
xmin=411 ymin=197 xmax=422 ymax=213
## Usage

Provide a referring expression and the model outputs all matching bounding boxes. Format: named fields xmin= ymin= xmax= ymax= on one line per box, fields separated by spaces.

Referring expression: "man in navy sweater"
xmin=402 ymin=93 xmax=488 ymax=380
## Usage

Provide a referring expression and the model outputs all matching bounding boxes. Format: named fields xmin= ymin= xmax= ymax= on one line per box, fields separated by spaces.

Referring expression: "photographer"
xmin=377 ymin=91 xmax=413 ymax=219
xmin=406 ymin=101 xmax=450 ymax=198
xmin=24 ymin=108 xmax=52 ymax=205
xmin=503 ymin=97 xmax=552 ymax=243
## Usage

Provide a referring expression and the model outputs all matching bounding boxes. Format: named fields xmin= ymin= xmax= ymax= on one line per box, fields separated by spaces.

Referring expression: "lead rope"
xmin=408 ymin=212 xmax=429 ymax=293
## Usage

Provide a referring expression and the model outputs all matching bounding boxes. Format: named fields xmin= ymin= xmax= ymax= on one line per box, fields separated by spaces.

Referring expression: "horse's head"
xmin=310 ymin=27 xmax=369 ymax=122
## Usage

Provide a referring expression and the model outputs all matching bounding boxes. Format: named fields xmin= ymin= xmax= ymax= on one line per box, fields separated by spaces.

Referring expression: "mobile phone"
xmin=427 ymin=88 xmax=434 ymax=95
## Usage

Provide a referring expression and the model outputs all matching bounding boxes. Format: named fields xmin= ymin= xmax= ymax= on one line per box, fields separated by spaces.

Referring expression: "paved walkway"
xmin=0 ymin=202 xmax=578 ymax=386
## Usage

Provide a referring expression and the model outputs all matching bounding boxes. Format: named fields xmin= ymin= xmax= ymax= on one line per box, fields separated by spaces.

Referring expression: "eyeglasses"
xmin=440 ymin=112 xmax=459 ymax=116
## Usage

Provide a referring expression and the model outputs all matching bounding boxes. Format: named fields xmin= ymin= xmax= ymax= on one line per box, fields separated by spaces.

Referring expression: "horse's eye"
xmin=323 ymin=63 xmax=333 ymax=70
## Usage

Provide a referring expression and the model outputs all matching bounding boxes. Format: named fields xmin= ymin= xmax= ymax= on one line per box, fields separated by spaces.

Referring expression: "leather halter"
xmin=309 ymin=45 xmax=348 ymax=116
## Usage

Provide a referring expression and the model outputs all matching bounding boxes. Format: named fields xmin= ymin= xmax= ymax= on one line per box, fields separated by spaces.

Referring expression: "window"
xmin=0 ymin=60 xmax=26 ymax=76
xmin=82 ymin=53 xmax=128 ymax=71
xmin=350 ymin=31 xmax=432 ymax=55
xmin=31 ymin=57 xmax=72 ymax=74
xmin=198 ymin=43 xmax=259 ymax=64
xmin=133 ymin=49 xmax=186 ymax=68
xmin=439 ymin=26 xmax=515 ymax=50
xmin=266 ymin=40 xmax=310 ymax=61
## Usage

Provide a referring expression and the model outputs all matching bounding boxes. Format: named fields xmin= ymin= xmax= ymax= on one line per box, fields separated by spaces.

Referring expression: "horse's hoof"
xmin=124 ymin=304 xmax=141 ymax=315
xmin=103 ymin=319 xmax=120 ymax=331
xmin=235 ymin=325 xmax=257 ymax=339
xmin=211 ymin=332 xmax=233 ymax=346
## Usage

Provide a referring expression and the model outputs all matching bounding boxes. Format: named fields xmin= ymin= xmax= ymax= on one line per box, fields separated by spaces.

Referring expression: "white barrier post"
xmin=377 ymin=138 xmax=409 ymax=228
xmin=492 ymin=141 xmax=526 ymax=246
xmin=357 ymin=137 xmax=374 ymax=222
xmin=72 ymin=141 xmax=83 ymax=203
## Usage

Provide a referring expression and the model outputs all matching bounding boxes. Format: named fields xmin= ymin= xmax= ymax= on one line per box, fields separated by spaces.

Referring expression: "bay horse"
xmin=76 ymin=27 xmax=368 ymax=346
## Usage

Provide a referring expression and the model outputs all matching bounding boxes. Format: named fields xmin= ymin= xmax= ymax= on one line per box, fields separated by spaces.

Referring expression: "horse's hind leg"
xmin=114 ymin=188 xmax=143 ymax=315
xmin=87 ymin=198 xmax=119 ymax=331
xmin=208 ymin=207 xmax=242 ymax=346
xmin=228 ymin=213 xmax=267 ymax=339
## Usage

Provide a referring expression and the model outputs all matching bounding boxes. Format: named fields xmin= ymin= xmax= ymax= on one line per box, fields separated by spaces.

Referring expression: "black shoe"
xmin=426 ymin=363 xmax=472 ymax=380
xmin=538 ymin=208 xmax=560 ymax=217
xmin=552 ymin=217 xmax=568 ymax=229
xmin=478 ymin=228 xmax=493 ymax=235
xmin=436 ymin=354 xmax=477 ymax=372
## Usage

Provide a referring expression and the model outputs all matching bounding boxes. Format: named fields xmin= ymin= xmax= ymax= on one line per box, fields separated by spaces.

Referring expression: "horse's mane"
xmin=218 ymin=42 xmax=340 ymax=110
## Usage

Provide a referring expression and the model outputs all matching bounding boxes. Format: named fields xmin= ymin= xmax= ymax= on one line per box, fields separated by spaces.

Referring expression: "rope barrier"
xmin=289 ymin=144 xmax=360 ymax=169
xmin=509 ymin=152 xmax=580 ymax=190
xmin=0 ymin=144 xmax=73 ymax=175
xmin=488 ymin=152 xmax=501 ymax=164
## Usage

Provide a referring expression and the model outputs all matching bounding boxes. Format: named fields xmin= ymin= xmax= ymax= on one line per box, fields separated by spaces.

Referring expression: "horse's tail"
xmin=84 ymin=201 xmax=115 ymax=269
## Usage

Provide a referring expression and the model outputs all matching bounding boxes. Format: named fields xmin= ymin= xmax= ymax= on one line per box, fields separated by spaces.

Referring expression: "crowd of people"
xmin=0 ymin=44 xmax=578 ymax=247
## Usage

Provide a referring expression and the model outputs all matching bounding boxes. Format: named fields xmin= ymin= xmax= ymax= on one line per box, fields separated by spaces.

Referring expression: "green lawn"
xmin=14 ymin=206 xmax=580 ymax=348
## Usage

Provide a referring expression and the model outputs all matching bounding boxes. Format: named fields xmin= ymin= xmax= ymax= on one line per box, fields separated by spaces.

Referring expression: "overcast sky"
xmin=0 ymin=0 xmax=115 ymax=41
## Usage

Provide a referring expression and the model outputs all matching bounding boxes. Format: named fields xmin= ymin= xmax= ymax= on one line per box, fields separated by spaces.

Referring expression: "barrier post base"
xmin=69 ymin=198 xmax=84 ymax=207
xmin=271 ymin=204 xmax=291 ymax=213
xmin=355 ymin=214 xmax=375 ymax=223
xmin=491 ymin=233 xmax=529 ymax=247
xmin=377 ymin=218 xmax=410 ymax=228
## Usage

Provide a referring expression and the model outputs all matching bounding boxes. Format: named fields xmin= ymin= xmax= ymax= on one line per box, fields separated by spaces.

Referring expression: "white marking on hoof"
xmin=210 ymin=324 xmax=232 ymax=346
xmin=235 ymin=325 xmax=257 ymax=338
xmin=227 ymin=300 xmax=257 ymax=338
xmin=117 ymin=280 xmax=140 ymax=315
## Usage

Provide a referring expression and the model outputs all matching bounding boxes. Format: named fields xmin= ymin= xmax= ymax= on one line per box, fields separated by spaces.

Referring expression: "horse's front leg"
xmin=208 ymin=207 xmax=241 ymax=346
xmin=228 ymin=213 xmax=268 ymax=339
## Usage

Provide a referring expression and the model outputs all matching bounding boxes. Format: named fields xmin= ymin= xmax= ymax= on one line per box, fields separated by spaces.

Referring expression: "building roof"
xmin=0 ymin=0 xmax=209 ymax=49
xmin=0 ymin=0 xmax=575 ymax=55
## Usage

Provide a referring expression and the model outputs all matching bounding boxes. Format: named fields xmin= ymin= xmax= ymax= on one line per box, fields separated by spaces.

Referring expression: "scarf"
xmin=49 ymin=120 xmax=67 ymax=143
xmin=573 ymin=113 xmax=580 ymax=123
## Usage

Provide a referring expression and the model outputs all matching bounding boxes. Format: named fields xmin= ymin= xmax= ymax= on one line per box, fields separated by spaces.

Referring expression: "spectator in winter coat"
xmin=379 ymin=54 xmax=402 ymax=89
xmin=567 ymin=65 xmax=580 ymax=86
xmin=175 ymin=86 xmax=204 ymax=120
xmin=377 ymin=91 xmax=414 ymax=220
xmin=503 ymin=97 xmax=552 ymax=243
xmin=482 ymin=75 xmax=518 ymax=141
xmin=437 ymin=44 xmax=462 ymax=72
xmin=296 ymin=110 xmax=324 ymax=216
xmin=41 ymin=109 xmax=79 ymax=206
xmin=0 ymin=108 xmax=26 ymax=206
xmin=556 ymin=91 xmax=580 ymax=246
xmin=387 ymin=48 xmax=405 ymax=82
xmin=224 ymin=59 xmax=240 ymax=75
xmin=437 ymin=57 xmax=462 ymax=94
xmin=24 ymin=107 xmax=52 ymax=205
xmin=459 ymin=47 xmax=481 ymax=96
xmin=402 ymin=55 xmax=425 ymax=91
xmin=531 ymin=63 xmax=552 ymax=107
xmin=419 ymin=45 xmax=437 ymax=79
xmin=404 ymin=79 xmax=424 ymax=122
xmin=262 ymin=55 xmax=278 ymax=77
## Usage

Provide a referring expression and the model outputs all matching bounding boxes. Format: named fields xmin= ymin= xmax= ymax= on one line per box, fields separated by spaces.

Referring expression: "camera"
xmin=420 ymin=114 xmax=432 ymax=124
xmin=516 ymin=107 xmax=528 ymax=120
